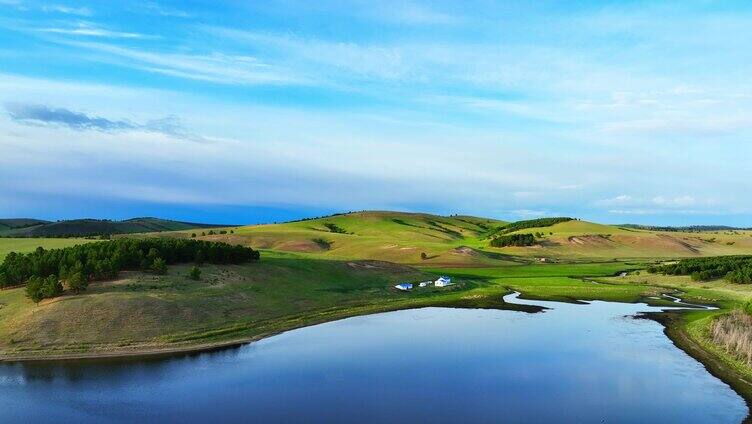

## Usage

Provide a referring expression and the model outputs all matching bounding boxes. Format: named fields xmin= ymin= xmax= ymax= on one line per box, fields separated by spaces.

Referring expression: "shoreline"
xmin=3 ymin=293 xmax=752 ymax=423
xmin=649 ymin=311 xmax=752 ymax=423
xmin=0 ymin=291 xmax=544 ymax=363
xmin=0 ymin=338 xmax=259 ymax=363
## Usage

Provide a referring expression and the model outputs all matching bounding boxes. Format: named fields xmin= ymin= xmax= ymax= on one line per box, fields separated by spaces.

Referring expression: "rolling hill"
xmin=3 ymin=211 xmax=752 ymax=264
xmin=192 ymin=211 xmax=509 ymax=267
xmin=0 ymin=218 xmax=49 ymax=231
xmin=179 ymin=211 xmax=752 ymax=264
xmin=0 ymin=217 xmax=224 ymax=238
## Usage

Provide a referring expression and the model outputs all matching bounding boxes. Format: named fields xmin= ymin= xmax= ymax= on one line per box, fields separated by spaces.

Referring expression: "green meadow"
xmin=199 ymin=211 xmax=752 ymax=264
xmin=0 ymin=238 xmax=96 ymax=261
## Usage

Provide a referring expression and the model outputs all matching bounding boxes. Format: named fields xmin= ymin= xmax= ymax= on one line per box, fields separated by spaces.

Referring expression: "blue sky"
xmin=1 ymin=1 xmax=751 ymax=225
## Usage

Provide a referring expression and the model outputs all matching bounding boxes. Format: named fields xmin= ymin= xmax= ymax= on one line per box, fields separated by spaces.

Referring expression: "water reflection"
xmin=0 ymin=296 xmax=747 ymax=423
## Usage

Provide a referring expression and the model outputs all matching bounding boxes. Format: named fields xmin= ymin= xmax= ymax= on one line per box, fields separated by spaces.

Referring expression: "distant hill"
xmin=621 ymin=224 xmax=750 ymax=232
xmin=5 ymin=211 xmax=752 ymax=261
xmin=0 ymin=219 xmax=50 ymax=231
xmin=191 ymin=211 xmax=752 ymax=264
xmin=0 ymin=217 xmax=226 ymax=238
xmin=205 ymin=211 xmax=508 ymax=267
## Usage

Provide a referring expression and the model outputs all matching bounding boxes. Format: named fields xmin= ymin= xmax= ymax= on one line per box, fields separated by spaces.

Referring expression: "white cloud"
xmin=37 ymin=22 xmax=147 ymax=39
xmin=41 ymin=5 xmax=92 ymax=16
xmin=598 ymin=194 xmax=724 ymax=217
xmin=652 ymin=195 xmax=696 ymax=207
xmin=141 ymin=2 xmax=192 ymax=18
xmin=596 ymin=195 xmax=634 ymax=206
xmin=512 ymin=209 xmax=550 ymax=218
xmin=62 ymin=41 xmax=304 ymax=86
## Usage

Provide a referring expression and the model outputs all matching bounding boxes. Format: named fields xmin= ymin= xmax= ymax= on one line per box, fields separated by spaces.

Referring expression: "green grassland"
xmin=183 ymin=211 xmax=511 ymax=267
xmin=0 ymin=238 xmax=96 ymax=261
xmin=180 ymin=212 xmax=752 ymax=265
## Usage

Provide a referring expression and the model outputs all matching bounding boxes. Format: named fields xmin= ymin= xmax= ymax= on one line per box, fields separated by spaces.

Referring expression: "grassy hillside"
xmin=0 ymin=219 xmax=49 ymax=231
xmin=0 ymin=217 xmax=224 ymax=238
xmin=0 ymin=255 xmax=654 ymax=359
xmin=197 ymin=211 xmax=509 ymax=267
xmin=494 ymin=220 xmax=752 ymax=259
xmin=0 ymin=254 xmax=435 ymax=357
xmin=176 ymin=211 xmax=752 ymax=264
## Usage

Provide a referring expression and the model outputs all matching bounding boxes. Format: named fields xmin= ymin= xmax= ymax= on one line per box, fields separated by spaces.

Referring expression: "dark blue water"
xmin=0 ymin=294 xmax=747 ymax=423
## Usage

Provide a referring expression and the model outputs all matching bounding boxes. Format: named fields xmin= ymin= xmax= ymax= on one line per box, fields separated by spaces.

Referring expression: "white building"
xmin=395 ymin=283 xmax=413 ymax=291
xmin=434 ymin=276 xmax=452 ymax=287
xmin=418 ymin=281 xmax=433 ymax=287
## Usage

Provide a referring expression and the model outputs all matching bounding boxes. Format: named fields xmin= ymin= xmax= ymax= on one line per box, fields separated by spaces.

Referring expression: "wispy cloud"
xmin=141 ymin=2 xmax=192 ymax=18
xmin=596 ymin=194 xmax=718 ymax=216
xmin=7 ymin=103 xmax=135 ymax=130
xmin=512 ymin=209 xmax=551 ymax=218
xmin=41 ymin=5 xmax=92 ymax=16
xmin=63 ymin=40 xmax=304 ymax=86
xmin=209 ymin=28 xmax=408 ymax=81
xmin=0 ymin=0 xmax=24 ymax=7
xmin=37 ymin=21 xmax=147 ymax=38
xmin=5 ymin=103 xmax=206 ymax=142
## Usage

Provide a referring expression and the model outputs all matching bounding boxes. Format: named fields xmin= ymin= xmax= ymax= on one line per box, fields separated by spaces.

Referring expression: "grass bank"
xmin=0 ymin=257 xmax=657 ymax=360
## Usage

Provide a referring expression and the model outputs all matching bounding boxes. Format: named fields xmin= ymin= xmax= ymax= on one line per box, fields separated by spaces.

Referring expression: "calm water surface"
xmin=0 ymin=294 xmax=747 ymax=423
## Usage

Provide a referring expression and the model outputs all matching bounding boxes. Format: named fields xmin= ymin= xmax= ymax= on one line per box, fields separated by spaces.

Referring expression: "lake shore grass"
xmin=0 ymin=257 xmax=654 ymax=360
xmin=0 ymin=257 xmax=690 ymax=361
xmin=653 ymin=311 xmax=752 ymax=422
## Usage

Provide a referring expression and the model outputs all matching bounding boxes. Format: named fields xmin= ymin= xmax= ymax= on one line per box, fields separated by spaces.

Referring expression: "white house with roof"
xmin=395 ymin=283 xmax=413 ymax=291
xmin=434 ymin=276 xmax=452 ymax=287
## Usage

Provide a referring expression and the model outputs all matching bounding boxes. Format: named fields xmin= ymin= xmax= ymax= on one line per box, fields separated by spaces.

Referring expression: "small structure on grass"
xmin=395 ymin=283 xmax=413 ymax=291
xmin=435 ymin=276 xmax=452 ymax=287
xmin=418 ymin=281 xmax=433 ymax=287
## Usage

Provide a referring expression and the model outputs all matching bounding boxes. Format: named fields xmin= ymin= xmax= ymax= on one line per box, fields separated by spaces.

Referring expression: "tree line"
xmin=621 ymin=224 xmax=750 ymax=232
xmin=0 ymin=238 xmax=260 ymax=302
xmin=490 ymin=217 xmax=574 ymax=237
xmin=490 ymin=233 xmax=536 ymax=247
xmin=649 ymin=256 xmax=752 ymax=283
xmin=323 ymin=222 xmax=349 ymax=234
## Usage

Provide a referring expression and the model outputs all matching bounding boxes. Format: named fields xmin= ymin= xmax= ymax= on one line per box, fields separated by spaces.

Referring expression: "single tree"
xmin=26 ymin=276 xmax=45 ymax=303
xmin=188 ymin=266 xmax=202 ymax=280
xmin=41 ymin=275 xmax=62 ymax=298
xmin=151 ymin=257 xmax=167 ymax=275
xmin=68 ymin=271 xmax=88 ymax=293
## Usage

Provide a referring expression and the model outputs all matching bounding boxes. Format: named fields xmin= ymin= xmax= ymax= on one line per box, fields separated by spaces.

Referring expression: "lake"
xmin=0 ymin=293 xmax=747 ymax=423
